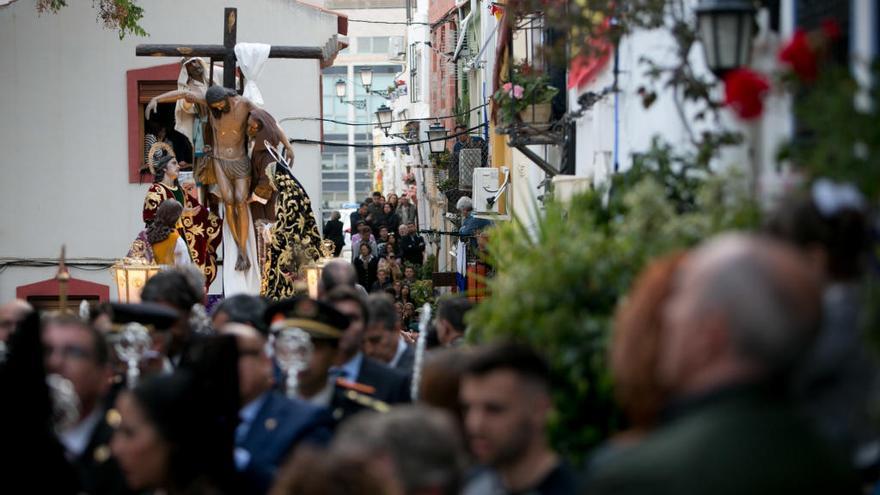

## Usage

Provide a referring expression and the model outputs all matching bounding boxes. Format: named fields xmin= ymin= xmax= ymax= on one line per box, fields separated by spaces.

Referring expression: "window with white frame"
xmin=356 ymin=36 xmax=405 ymax=55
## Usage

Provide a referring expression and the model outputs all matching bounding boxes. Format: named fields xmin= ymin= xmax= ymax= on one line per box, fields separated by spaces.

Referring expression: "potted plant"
xmin=437 ymin=177 xmax=456 ymax=193
xmin=432 ymin=150 xmax=451 ymax=184
xmin=493 ymin=63 xmax=559 ymax=127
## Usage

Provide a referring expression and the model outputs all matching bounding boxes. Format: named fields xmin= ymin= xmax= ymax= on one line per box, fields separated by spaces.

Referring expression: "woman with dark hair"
xmin=380 ymin=233 xmax=400 ymax=259
xmin=398 ymin=284 xmax=413 ymax=305
xmin=143 ymin=153 xmax=221 ymax=287
xmin=111 ymin=336 xmax=239 ymax=494
xmin=128 ymin=200 xmax=192 ymax=266
xmin=353 ymin=242 xmax=379 ymax=290
xmin=386 ymin=192 xmax=399 ymax=211
xmin=380 ymin=203 xmax=401 ymax=235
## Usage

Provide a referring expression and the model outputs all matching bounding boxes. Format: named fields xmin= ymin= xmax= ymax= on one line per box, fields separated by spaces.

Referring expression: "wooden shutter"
xmin=138 ymin=81 xmax=178 ymax=103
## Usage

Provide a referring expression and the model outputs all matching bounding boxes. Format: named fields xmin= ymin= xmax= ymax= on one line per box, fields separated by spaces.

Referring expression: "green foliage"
xmin=438 ymin=178 xmax=457 ymax=193
xmin=778 ymin=63 xmax=880 ymax=201
xmin=455 ymin=88 xmax=470 ymax=129
xmin=421 ymin=254 xmax=437 ymax=280
xmin=36 ymin=0 xmax=147 ymax=39
xmin=493 ymin=63 xmax=560 ymax=126
xmin=433 ymin=150 xmax=451 ymax=170
xmin=467 ymin=143 xmax=760 ymax=461
xmin=409 ymin=280 xmax=434 ymax=307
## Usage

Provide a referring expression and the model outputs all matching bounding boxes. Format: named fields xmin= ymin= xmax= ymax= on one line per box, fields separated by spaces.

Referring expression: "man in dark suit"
xmin=364 ymin=294 xmax=415 ymax=375
xmin=398 ymin=223 xmax=426 ymax=266
xmin=219 ymin=320 xmax=332 ymax=494
xmin=263 ymin=296 xmax=393 ymax=427
xmin=324 ymin=286 xmax=411 ymax=403
xmin=588 ymin=234 xmax=859 ymax=495
xmin=349 ymin=202 xmax=370 ymax=233
xmin=42 ymin=313 xmax=134 ymax=494
xmin=323 ymin=210 xmax=346 ymax=257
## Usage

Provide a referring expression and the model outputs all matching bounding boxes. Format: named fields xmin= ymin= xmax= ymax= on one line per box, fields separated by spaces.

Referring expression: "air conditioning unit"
xmin=473 ymin=167 xmax=509 ymax=215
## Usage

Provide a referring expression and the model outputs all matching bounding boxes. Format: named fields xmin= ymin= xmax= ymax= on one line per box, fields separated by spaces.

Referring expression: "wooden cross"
xmin=136 ymin=7 xmax=340 ymax=88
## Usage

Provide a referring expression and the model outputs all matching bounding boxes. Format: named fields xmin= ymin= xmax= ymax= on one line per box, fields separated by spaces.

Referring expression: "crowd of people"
xmin=324 ymin=191 xmax=429 ymax=331
xmin=0 ymin=181 xmax=877 ymax=494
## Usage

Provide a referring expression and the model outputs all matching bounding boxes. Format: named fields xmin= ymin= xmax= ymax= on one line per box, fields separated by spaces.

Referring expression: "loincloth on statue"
xmin=215 ymin=156 xmax=251 ymax=179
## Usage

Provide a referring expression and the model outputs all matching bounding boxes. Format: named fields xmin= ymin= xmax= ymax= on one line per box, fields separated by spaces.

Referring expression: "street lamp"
xmin=427 ymin=121 xmax=448 ymax=155
xmin=112 ymin=258 xmax=162 ymax=303
xmin=695 ymin=0 xmax=757 ymax=78
xmin=358 ymin=66 xmax=393 ymax=99
xmin=375 ymin=105 xmax=393 ymax=134
xmin=360 ymin=67 xmax=373 ymax=91
xmin=303 ymin=240 xmax=338 ymax=299
xmin=335 ymin=78 xmax=367 ymax=109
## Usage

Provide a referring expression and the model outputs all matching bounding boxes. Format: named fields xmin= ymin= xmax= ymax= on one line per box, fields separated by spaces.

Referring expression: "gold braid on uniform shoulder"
xmin=343 ymin=389 xmax=391 ymax=413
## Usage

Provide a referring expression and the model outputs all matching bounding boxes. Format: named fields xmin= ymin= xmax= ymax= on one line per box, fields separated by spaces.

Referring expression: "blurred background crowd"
xmin=0 ymin=181 xmax=877 ymax=495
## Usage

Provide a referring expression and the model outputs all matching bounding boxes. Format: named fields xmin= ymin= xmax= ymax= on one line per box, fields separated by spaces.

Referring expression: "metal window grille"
xmin=458 ymin=148 xmax=481 ymax=189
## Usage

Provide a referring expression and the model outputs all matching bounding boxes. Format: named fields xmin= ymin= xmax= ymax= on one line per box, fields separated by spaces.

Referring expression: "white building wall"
xmin=569 ymin=5 xmax=808 ymax=204
xmin=0 ymin=0 xmax=341 ymax=301
xmin=572 ymin=27 xmax=704 ymax=182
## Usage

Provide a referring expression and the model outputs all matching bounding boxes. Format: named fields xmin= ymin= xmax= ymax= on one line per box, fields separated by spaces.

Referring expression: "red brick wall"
xmin=429 ymin=0 xmax=457 ymax=131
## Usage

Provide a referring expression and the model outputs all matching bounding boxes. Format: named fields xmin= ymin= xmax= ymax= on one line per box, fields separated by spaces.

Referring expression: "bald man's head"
xmin=661 ymin=234 xmax=821 ymax=395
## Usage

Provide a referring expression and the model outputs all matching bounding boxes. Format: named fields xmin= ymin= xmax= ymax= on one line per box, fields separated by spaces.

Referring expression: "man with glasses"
xmin=324 ymin=286 xmax=411 ymax=404
xmin=264 ymin=295 xmax=394 ymax=428
xmin=42 ymin=314 xmax=132 ymax=494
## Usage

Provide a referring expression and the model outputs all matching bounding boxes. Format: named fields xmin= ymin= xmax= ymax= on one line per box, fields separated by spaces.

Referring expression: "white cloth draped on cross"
xmin=234 ymin=43 xmax=272 ymax=106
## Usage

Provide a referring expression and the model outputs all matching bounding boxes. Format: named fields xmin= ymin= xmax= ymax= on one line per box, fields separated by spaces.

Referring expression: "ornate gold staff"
xmin=56 ymin=245 xmax=71 ymax=314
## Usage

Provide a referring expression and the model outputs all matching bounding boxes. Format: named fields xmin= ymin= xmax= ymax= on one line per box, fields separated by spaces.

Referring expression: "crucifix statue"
xmin=137 ymin=7 xmax=340 ymax=272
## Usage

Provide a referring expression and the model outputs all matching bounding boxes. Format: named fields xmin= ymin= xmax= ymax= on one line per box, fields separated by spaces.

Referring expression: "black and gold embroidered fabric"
xmin=260 ymin=163 xmax=323 ymax=301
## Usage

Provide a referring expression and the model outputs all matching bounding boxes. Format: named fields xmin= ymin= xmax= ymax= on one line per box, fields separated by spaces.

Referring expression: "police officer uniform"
xmin=264 ymin=297 xmax=390 ymax=428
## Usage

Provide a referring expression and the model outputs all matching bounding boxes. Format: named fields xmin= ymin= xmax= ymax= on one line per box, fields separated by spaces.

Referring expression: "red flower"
xmin=779 ymin=29 xmax=818 ymax=82
xmin=723 ymin=68 xmax=770 ymax=120
xmin=821 ymin=18 xmax=841 ymax=41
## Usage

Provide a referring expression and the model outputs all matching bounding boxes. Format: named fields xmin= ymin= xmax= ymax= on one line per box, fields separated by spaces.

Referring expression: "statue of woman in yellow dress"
xmin=142 ymin=147 xmax=221 ymax=284
xmin=129 ymin=200 xmax=192 ymax=266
